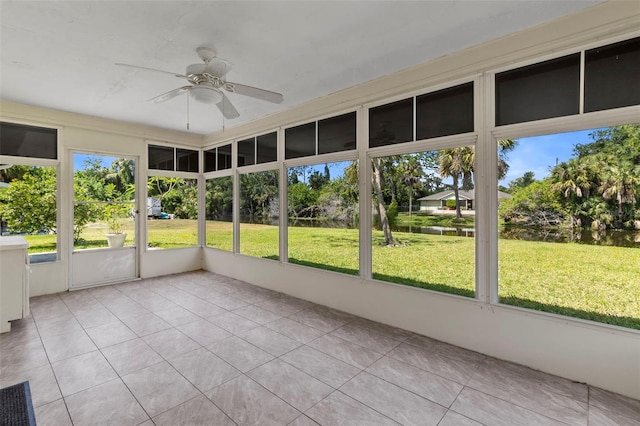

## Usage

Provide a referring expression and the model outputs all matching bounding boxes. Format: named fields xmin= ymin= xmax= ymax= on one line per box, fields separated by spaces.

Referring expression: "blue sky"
xmin=73 ymin=154 xmax=118 ymax=171
xmin=501 ymin=128 xmax=599 ymax=184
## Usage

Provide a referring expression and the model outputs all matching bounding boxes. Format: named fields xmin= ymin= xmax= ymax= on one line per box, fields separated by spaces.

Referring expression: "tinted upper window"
xmin=585 ymin=37 xmax=640 ymax=112
xmin=369 ymin=98 xmax=413 ymax=148
xmin=318 ymin=112 xmax=356 ymax=154
xmin=285 ymin=122 xmax=316 ymax=159
xmin=0 ymin=122 xmax=57 ymax=159
xmin=237 ymin=138 xmax=255 ymax=167
xmin=416 ymin=83 xmax=474 ymax=140
xmin=217 ymin=144 xmax=232 ymax=170
xmin=495 ymin=54 xmax=580 ymax=126
xmin=257 ymin=132 xmax=278 ymax=164
xmin=204 ymin=148 xmax=216 ymax=172
xmin=176 ymin=148 xmax=199 ymax=172
xmin=148 ymin=145 xmax=174 ymax=170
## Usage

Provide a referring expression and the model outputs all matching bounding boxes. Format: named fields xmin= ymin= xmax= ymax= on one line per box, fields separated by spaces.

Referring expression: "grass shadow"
xmin=372 ymin=273 xmax=475 ymax=298
xmin=499 ymin=296 xmax=640 ymax=330
xmin=288 ymin=258 xmax=359 ymax=276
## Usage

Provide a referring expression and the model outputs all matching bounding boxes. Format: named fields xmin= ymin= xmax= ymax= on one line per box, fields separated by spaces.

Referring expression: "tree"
xmin=0 ymin=167 xmax=57 ymax=234
xmin=241 ymin=171 xmax=278 ymax=219
xmin=372 ymin=157 xmax=394 ymax=244
xmin=508 ymin=171 xmax=536 ymax=192
xmin=437 ymin=148 xmax=466 ymax=219
xmin=397 ymin=155 xmax=424 ymax=216
xmin=599 ymin=160 xmax=640 ymax=228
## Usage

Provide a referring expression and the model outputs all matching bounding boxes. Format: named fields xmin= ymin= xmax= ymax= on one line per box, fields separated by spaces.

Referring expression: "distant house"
xmin=417 ymin=189 xmax=511 ymax=213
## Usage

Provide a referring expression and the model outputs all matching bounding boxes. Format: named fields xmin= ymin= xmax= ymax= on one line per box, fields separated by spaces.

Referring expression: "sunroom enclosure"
xmin=0 ymin=3 xmax=638 ymax=400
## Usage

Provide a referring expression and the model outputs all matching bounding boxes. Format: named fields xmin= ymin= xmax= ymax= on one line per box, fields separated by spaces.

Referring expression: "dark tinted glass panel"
xmin=495 ymin=54 xmax=580 ymax=126
xmin=217 ymin=144 xmax=232 ymax=170
xmin=237 ymin=138 xmax=255 ymax=167
xmin=204 ymin=148 xmax=216 ymax=172
xmin=148 ymin=145 xmax=174 ymax=170
xmin=176 ymin=148 xmax=199 ymax=172
xmin=285 ymin=122 xmax=316 ymax=159
xmin=369 ymin=98 xmax=413 ymax=147
xmin=416 ymin=83 xmax=474 ymax=139
xmin=585 ymin=37 xmax=640 ymax=112
xmin=0 ymin=122 xmax=57 ymax=159
xmin=318 ymin=112 xmax=356 ymax=154
xmin=257 ymin=132 xmax=278 ymax=164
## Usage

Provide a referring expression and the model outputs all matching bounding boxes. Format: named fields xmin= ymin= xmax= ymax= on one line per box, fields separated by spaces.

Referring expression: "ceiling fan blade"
xmin=217 ymin=92 xmax=240 ymax=119
xmin=148 ymin=86 xmax=190 ymax=103
xmin=115 ymin=63 xmax=187 ymax=79
xmin=224 ymin=82 xmax=284 ymax=104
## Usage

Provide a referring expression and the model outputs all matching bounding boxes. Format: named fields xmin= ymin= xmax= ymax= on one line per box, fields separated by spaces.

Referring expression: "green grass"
xmin=22 ymin=219 xmax=640 ymax=329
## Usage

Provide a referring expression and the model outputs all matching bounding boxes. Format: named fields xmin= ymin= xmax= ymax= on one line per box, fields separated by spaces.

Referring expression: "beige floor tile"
xmin=65 ymin=378 xmax=148 ymax=426
xmin=590 ymin=386 xmax=640 ymax=422
xmin=41 ymin=329 xmax=97 ymax=362
xmin=0 ymin=363 xmax=61 ymax=407
xmin=121 ymin=361 xmax=199 ymax=418
xmin=208 ymin=336 xmax=274 ymax=372
xmin=142 ymin=328 xmax=201 ymax=359
xmin=51 ymin=350 xmax=117 ymax=397
xmin=307 ymin=333 xmax=384 ymax=369
xmin=119 ymin=312 xmax=172 ymax=336
xmin=85 ymin=320 xmax=137 ymax=348
xmin=168 ymin=347 xmax=241 ymax=392
xmin=305 ymin=391 xmax=397 ymax=426
xmin=280 ymin=345 xmax=360 ymax=388
xmin=100 ymin=338 xmax=163 ymax=376
xmin=207 ymin=375 xmax=300 ymax=426
xmin=152 ymin=394 xmax=235 ymax=426
xmin=340 ymin=372 xmax=447 ymax=425
xmin=265 ymin=317 xmax=324 ymax=343
xmin=176 ymin=318 xmax=232 ymax=346
xmin=233 ymin=304 xmax=284 ymax=325
xmin=241 ymin=326 xmax=301 ymax=356
xmin=248 ymin=358 xmax=333 ymax=411
xmin=34 ymin=398 xmax=72 ymax=426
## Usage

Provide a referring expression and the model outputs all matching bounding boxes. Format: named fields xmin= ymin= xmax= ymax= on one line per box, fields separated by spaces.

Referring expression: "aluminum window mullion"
xmin=579 ymin=50 xmax=586 ymax=114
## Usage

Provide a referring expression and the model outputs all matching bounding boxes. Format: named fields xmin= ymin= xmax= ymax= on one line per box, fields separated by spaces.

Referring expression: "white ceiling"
xmin=1 ymin=1 xmax=604 ymax=135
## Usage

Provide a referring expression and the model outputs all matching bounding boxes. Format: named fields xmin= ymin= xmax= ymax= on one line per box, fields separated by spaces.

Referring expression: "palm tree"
xmin=438 ymin=148 xmax=466 ymax=219
xmin=398 ymin=155 xmax=424 ymax=216
xmin=550 ymin=158 xmax=594 ymax=227
xmin=599 ymin=160 xmax=640 ymax=227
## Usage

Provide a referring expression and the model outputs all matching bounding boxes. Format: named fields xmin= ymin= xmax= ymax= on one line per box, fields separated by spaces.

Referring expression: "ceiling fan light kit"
xmin=116 ymin=46 xmax=284 ymax=123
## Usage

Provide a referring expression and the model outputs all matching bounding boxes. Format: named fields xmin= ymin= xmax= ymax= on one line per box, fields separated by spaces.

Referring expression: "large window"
xmin=371 ymin=150 xmax=476 ymax=297
xmin=287 ymin=161 xmax=359 ymax=275
xmin=497 ymin=125 xmax=640 ymax=329
xmin=239 ymin=170 xmax=279 ymax=259
xmin=147 ymin=177 xmax=198 ymax=249
xmin=0 ymin=165 xmax=58 ymax=263
xmin=147 ymin=144 xmax=199 ymax=250
xmin=205 ymin=176 xmax=233 ymax=251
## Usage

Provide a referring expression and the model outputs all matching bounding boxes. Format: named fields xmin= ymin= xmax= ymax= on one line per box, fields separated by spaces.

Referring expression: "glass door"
xmin=71 ymin=153 xmax=138 ymax=288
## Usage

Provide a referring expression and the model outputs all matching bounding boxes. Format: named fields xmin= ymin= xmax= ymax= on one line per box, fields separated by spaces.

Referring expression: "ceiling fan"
xmin=116 ymin=47 xmax=284 ymax=120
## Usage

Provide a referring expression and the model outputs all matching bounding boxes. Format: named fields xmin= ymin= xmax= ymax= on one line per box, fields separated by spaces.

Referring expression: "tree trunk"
xmin=408 ymin=186 xmax=413 ymax=217
xmin=372 ymin=159 xmax=394 ymax=245
xmin=453 ymin=176 xmax=462 ymax=219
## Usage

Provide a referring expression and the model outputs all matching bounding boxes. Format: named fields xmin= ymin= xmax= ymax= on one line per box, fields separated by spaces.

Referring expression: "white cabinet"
xmin=0 ymin=236 xmax=30 ymax=333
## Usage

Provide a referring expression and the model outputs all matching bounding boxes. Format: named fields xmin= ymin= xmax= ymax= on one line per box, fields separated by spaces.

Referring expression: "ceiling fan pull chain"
xmin=186 ymin=93 xmax=190 ymax=131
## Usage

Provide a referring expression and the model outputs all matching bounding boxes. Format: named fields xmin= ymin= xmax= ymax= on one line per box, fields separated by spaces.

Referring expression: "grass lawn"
xmin=22 ymin=219 xmax=640 ymax=329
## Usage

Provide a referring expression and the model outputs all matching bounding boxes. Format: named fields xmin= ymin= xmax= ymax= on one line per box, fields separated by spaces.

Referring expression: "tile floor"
xmin=1 ymin=270 xmax=638 ymax=426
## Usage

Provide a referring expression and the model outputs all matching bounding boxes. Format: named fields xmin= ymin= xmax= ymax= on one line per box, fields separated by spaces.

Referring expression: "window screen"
xmin=585 ymin=37 xmax=640 ymax=112
xmin=257 ymin=132 xmax=278 ymax=164
xmin=148 ymin=145 xmax=174 ymax=170
xmin=369 ymin=98 xmax=413 ymax=148
xmin=237 ymin=138 xmax=255 ymax=167
xmin=176 ymin=148 xmax=199 ymax=172
xmin=0 ymin=122 xmax=57 ymax=159
xmin=318 ymin=112 xmax=356 ymax=154
xmin=416 ymin=83 xmax=474 ymax=140
xmin=285 ymin=122 xmax=316 ymax=159
xmin=495 ymin=54 xmax=580 ymax=126
xmin=217 ymin=144 xmax=232 ymax=170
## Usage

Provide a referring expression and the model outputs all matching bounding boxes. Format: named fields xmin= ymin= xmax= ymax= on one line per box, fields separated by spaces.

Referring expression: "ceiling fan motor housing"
xmin=190 ymin=85 xmax=222 ymax=104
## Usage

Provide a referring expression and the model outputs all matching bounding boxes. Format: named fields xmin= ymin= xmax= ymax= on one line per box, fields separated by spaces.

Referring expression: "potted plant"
xmin=103 ymin=202 xmax=129 ymax=248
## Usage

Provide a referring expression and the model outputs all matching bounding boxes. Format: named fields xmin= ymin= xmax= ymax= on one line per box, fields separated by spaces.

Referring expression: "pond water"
xmin=394 ymin=224 xmax=640 ymax=248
